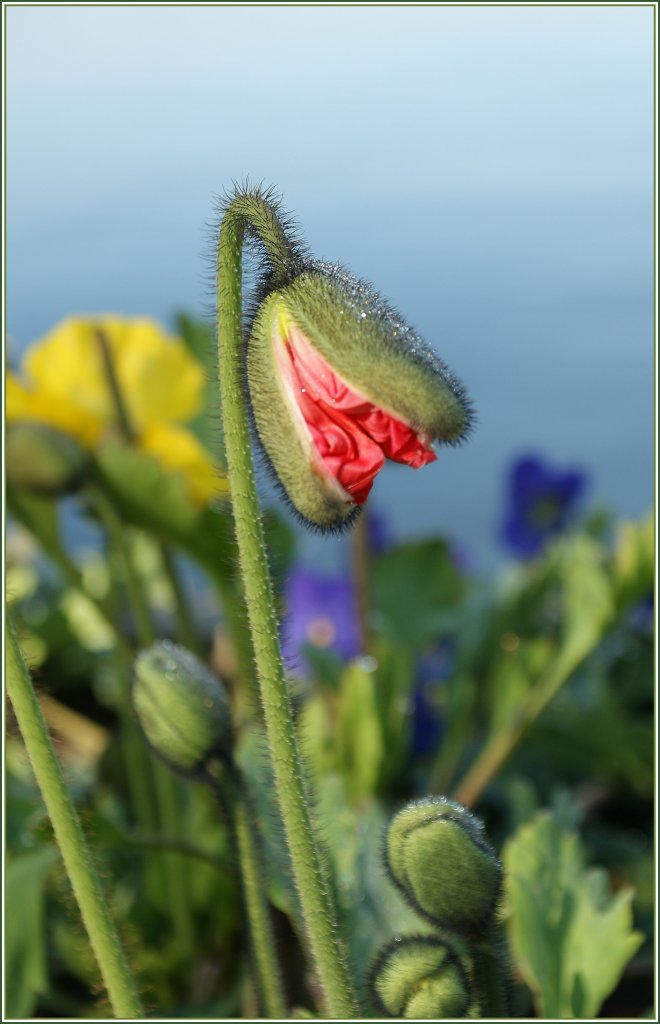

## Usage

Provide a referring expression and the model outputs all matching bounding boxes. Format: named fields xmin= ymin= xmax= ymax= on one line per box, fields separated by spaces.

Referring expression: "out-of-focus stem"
xmin=6 ymin=617 xmax=143 ymax=1019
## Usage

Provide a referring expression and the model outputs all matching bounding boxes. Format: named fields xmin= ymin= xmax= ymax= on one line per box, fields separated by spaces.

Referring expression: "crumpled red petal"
xmin=276 ymin=321 xmax=437 ymax=504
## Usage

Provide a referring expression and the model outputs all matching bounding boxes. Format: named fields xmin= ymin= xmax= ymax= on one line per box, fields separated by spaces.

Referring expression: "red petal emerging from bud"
xmin=275 ymin=316 xmax=437 ymax=505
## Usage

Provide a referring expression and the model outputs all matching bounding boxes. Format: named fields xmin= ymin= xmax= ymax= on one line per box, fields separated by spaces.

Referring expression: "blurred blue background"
xmin=6 ymin=5 xmax=654 ymax=567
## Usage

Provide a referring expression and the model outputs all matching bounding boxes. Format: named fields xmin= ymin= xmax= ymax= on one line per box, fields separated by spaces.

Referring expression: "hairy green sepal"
xmin=133 ymin=641 xmax=232 ymax=774
xmin=247 ymin=269 xmax=471 ymax=530
xmin=371 ymin=936 xmax=470 ymax=1019
xmin=386 ymin=798 xmax=501 ymax=935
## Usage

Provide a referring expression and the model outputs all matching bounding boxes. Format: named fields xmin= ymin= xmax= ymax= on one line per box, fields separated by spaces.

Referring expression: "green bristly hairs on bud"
xmin=133 ymin=641 xmax=233 ymax=776
xmin=369 ymin=935 xmax=471 ymax=1019
xmin=133 ymin=641 xmax=287 ymax=1018
xmin=215 ymin=184 xmax=359 ymax=1017
xmin=240 ymin=189 xmax=473 ymax=533
xmin=385 ymin=797 xmax=502 ymax=935
xmin=382 ymin=797 xmax=511 ymax=1017
xmin=6 ymin=616 xmax=143 ymax=1019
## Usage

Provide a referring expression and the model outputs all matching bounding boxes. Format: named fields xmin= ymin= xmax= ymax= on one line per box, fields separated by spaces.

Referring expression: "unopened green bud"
xmin=370 ymin=936 xmax=470 ymax=1019
xmin=247 ymin=266 xmax=472 ymax=531
xmin=133 ymin=641 xmax=232 ymax=774
xmin=385 ymin=798 xmax=502 ymax=935
xmin=6 ymin=423 xmax=89 ymax=495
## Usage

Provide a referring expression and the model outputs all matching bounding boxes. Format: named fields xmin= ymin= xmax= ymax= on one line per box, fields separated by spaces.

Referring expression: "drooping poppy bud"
xmin=370 ymin=935 xmax=470 ymax=1019
xmin=133 ymin=641 xmax=232 ymax=775
xmin=246 ymin=264 xmax=473 ymax=531
xmin=385 ymin=797 xmax=502 ymax=936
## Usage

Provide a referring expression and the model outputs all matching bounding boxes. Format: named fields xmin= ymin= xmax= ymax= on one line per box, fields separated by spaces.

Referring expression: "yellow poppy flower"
xmin=7 ymin=315 xmax=227 ymax=507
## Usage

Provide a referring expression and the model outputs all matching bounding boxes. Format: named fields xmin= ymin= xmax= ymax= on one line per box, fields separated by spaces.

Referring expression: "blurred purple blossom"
xmin=281 ymin=566 xmax=361 ymax=675
xmin=410 ymin=642 xmax=454 ymax=757
xmin=501 ymin=454 xmax=587 ymax=559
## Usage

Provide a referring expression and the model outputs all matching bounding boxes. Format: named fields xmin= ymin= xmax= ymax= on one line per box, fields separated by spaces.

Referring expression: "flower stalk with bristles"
xmin=215 ymin=184 xmax=472 ymax=1015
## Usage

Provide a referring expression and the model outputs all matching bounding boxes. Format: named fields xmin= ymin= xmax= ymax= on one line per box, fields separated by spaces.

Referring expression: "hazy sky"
xmin=6 ymin=4 xmax=654 ymax=561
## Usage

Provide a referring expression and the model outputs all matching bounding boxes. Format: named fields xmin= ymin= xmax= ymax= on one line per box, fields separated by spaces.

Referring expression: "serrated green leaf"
xmin=503 ymin=809 xmax=643 ymax=1018
xmin=6 ymin=846 xmax=59 ymax=1018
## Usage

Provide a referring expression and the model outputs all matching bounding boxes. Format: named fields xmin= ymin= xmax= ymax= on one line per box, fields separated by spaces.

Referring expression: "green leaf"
xmin=174 ymin=313 xmax=225 ymax=465
xmin=558 ymin=535 xmax=614 ymax=670
xmin=372 ymin=539 xmax=463 ymax=650
xmin=336 ymin=659 xmax=384 ymax=802
xmin=93 ymin=440 xmax=234 ymax=580
xmin=6 ymin=846 xmax=59 ymax=1018
xmin=7 ymin=487 xmax=64 ymax=565
xmin=612 ymin=515 xmax=654 ymax=612
xmin=503 ymin=809 xmax=643 ymax=1018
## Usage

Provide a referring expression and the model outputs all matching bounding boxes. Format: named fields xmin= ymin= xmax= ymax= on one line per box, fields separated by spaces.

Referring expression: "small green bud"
xmin=385 ymin=798 xmax=502 ymax=935
xmin=247 ymin=265 xmax=472 ymax=531
xmin=370 ymin=936 xmax=470 ymax=1019
xmin=6 ymin=423 xmax=89 ymax=495
xmin=133 ymin=641 xmax=232 ymax=774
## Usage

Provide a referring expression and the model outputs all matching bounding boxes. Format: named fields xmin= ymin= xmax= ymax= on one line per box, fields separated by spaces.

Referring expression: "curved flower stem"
xmin=6 ymin=617 xmax=143 ymax=1019
xmin=204 ymin=761 xmax=287 ymax=1017
xmin=453 ymin=646 xmax=584 ymax=808
xmin=216 ymin=193 xmax=358 ymax=1017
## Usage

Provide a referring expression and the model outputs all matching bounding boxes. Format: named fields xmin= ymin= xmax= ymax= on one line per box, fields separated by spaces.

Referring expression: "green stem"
xmin=94 ymin=333 xmax=201 ymax=658
xmin=89 ymin=486 xmax=196 ymax=946
xmin=216 ymin=193 xmax=357 ymax=1016
xmin=151 ymin=760 xmax=195 ymax=954
xmin=234 ymin=798 xmax=288 ymax=1017
xmin=469 ymin=925 xmax=510 ymax=1018
xmin=86 ymin=485 xmax=154 ymax=648
xmin=453 ymin=647 xmax=583 ymax=808
xmin=159 ymin=543 xmax=200 ymax=653
xmin=205 ymin=762 xmax=287 ymax=1018
xmin=6 ymin=617 xmax=143 ymax=1019
xmin=95 ymin=326 xmax=137 ymax=442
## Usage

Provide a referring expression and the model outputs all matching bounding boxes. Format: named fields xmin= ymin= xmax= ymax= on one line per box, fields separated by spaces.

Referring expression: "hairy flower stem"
xmin=216 ymin=193 xmax=358 ymax=1017
xmin=6 ymin=617 xmax=143 ymax=1019
xmin=468 ymin=926 xmax=510 ymax=1018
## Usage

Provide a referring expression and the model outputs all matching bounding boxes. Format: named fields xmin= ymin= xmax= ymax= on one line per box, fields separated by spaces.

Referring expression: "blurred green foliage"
xmin=5 ymin=314 xmax=654 ymax=1019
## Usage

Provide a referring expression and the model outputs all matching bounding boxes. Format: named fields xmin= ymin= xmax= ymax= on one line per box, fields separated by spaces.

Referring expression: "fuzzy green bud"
xmin=6 ymin=423 xmax=89 ymax=496
xmin=133 ymin=641 xmax=232 ymax=775
xmin=247 ymin=264 xmax=472 ymax=531
xmin=370 ymin=936 xmax=470 ymax=1019
xmin=385 ymin=798 xmax=502 ymax=935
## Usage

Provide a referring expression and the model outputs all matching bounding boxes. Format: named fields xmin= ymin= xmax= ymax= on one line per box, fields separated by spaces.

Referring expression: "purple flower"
xmin=410 ymin=642 xmax=454 ymax=758
xmin=281 ymin=566 xmax=361 ymax=676
xmin=501 ymin=455 xmax=587 ymax=559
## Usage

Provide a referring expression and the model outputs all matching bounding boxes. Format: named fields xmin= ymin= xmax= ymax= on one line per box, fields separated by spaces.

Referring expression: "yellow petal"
xmin=113 ymin=319 xmax=205 ymax=429
xmin=6 ymin=370 xmax=103 ymax=446
xmin=23 ymin=315 xmax=205 ymax=434
xmin=138 ymin=424 xmax=229 ymax=507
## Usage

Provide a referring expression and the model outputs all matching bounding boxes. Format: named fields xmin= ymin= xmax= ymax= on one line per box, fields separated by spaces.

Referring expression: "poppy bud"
xmin=385 ymin=798 xmax=501 ymax=935
xmin=370 ymin=935 xmax=470 ymax=1019
xmin=247 ymin=265 xmax=472 ymax=531
xmin=6 ymin=423 xmax=89 ymax=496
xmin=133 ymin=641 xmax=232 ymax=775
